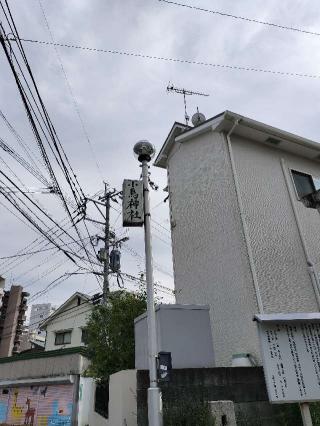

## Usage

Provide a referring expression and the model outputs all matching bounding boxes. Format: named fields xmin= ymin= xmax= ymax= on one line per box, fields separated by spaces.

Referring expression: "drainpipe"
xmin=280 ymin=158 xmax=320 ymax=309
xmin=225 ymin=120 xmax=264 ymax=314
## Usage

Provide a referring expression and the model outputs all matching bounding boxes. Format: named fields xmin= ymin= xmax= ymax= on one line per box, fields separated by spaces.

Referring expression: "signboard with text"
xmin=255 ymin=313 xmax=320 ymax=403
xmin=122 ymin=179 xmax=144 ymax=227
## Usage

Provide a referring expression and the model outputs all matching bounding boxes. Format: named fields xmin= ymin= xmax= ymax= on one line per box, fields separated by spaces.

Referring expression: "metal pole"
xmin=103 ymin=184 xmax=110 ymax=304
xmin=141 ymin=160 xmax=162 ymax=426
xmin=300 ymin=403 xmax=313 ymax=426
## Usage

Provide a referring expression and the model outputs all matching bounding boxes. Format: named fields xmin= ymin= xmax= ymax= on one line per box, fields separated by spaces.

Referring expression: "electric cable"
xmin=0 ymin=169 xmax=95 ymax=262
xmin=0 ymin=9 xmax=100 ymax=285
xmin=37 ymin=0 xmax=104 ymax=182
xmin=158 ymin=0 xmax=320 ymax=37
xmin=0 ymin=109 xmax=45 ymax=175
xmin=14 ymin=37 xmax=320 ymax=80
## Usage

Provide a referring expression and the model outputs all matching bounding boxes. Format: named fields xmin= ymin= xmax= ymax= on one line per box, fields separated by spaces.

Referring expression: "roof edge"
xmin=154 ymin=121 xmax=190 ymax=168
xmin=40 ymin=292 xmax=91 ymax=329
xmin=0 ymin=346 xmax=87 ymax=364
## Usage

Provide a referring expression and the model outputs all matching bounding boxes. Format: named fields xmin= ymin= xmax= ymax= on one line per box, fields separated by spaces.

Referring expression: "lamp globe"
xmin=133 ymin=140 xmax=156 ymax=162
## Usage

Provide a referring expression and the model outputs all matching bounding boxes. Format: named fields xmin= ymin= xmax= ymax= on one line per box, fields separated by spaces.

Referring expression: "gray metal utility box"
xmin=134 ymin=304 xmax=215 ymax=369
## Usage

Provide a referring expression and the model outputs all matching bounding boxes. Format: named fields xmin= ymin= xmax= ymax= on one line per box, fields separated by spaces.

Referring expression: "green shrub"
xmin=162 ymin=390 xmax=215 ymax=426
xmin=310 ymin=402 xmax=320 ymax=425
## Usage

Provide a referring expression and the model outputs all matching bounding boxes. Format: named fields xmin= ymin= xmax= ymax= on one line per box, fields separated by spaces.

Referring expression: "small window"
xmin=81 ymin=328 xmax=88 ymax=345
xmin=55 ymin=331 xmax=72 ymax=345
xmin=291 ymin=170 xmax=315 ymax=198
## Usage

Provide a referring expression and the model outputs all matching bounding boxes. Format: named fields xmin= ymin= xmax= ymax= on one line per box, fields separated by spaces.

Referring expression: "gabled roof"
xmin=154 ymin=110 xmax=320 ymax=169
xmin=154 ymin=121 xmax=190 ymax=168
xmin=40 ymin=292 xmax=91 ymax=329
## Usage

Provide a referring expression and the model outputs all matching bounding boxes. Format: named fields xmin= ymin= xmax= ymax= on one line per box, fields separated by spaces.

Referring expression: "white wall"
xmin=108 ymin=370 xmax=137 ymax=426
xmin=78 ymin=377 xmax=107 ymax=426
xmin=232 ymin=134 xmax=319 ymax=313
xmin=169 ymin=130 xmax=260 ymax=366
xmin=0 ymin=353 xmax=89 ymax=381
xmin=45 ymin=299 xmax=92 ymax=351
xmin=79 ymin=371 xmax=137 ymax=426
xmin=168 ymin=129 xmax=320 ymax=366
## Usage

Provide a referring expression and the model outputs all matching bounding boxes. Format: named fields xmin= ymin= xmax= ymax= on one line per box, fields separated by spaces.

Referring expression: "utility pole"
xmin=103 ymin=183 xmax=110 ymax=303
xmin=82 ymin=184 xmax=126 ymax=304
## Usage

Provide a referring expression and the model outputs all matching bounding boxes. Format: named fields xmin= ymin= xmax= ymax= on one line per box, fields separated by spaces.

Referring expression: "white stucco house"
xmin=40 ymin=292 xmax=92 ymax=351
xmin=155 ymin=110 xmax=320 ymax=367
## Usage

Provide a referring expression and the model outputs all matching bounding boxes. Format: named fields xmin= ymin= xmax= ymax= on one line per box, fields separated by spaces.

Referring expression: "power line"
xmin=0 ymin=136 xmax=51 ymax=187
xmin=0 ymin=199 xmax=42 ymax=236
xmin=0 ymin=11 xmax=87 ymax=217
xmin=10 ymin=237 xmax=92 ymax=286
xmin=0 ymin=271 xmax=91 ymax=338
xmin=0 ymin=247 xmax=56 ymax=259
xmin=0 ymin=184 xmax=78 ymax=265
xmin=14 ymin=38 xmax=320 ymax=80
xmin=0 ymin=4 xmax=102 ymax=287
xmin=0 ymin=269 xmax=172 ymax=340
xmin=37 ymin=0 xmax=104 ymax=182
xmin=158 ymin=0 xmax=320 ymax=37
xmin=0 ymin=109 xmax=46 ymax=176
xmin=0 ymin=216 xmax=71 ymax=272
xmin=0 ymin=170 xmax=81 ymax=252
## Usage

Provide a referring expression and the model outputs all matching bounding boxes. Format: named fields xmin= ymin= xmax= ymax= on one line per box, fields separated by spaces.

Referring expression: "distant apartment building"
xmin=0 ymin=285 xmax=29 ymax=357
xmin=29 ymin=303 xmax=55 ymax=336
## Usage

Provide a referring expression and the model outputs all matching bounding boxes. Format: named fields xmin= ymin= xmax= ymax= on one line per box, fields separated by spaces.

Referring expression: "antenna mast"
xmin=167 ymin=83 xmax=209 ymax=125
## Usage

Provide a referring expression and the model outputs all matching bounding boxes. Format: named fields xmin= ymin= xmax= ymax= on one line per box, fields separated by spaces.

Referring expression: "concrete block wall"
xmin=137 ymin=367 xmax=302 ymax=426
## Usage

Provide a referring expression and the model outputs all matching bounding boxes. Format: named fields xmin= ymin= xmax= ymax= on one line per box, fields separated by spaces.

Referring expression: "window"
xmin=81 ymin=328 xmax=88 ymax=345
xmin=55 ymin=330 xmax=72 ymax=345
xmin=291 ymin=170 xmax=315 ymax=198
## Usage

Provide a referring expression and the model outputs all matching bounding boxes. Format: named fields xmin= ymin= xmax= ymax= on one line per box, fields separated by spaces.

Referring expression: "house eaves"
xmin=154 ymin=121 xmax=190 ymax=168
xmin=155 ymin=110 xmax=320 ymax=169
xmin=40 ymin=292 xmax=91 ymax=329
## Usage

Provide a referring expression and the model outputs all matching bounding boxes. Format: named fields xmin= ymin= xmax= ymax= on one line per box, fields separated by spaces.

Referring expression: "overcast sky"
xmin=1 ymin=0 xmax=320 ymax=316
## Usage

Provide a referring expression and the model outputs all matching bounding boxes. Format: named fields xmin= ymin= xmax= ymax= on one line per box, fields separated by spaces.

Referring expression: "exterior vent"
xmin=265 ymin=137 xmax=281 ymax=146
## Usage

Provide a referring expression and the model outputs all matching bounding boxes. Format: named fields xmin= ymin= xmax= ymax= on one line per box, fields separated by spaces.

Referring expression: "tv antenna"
xmin=167 ymin=83 xmax=209 ymax=125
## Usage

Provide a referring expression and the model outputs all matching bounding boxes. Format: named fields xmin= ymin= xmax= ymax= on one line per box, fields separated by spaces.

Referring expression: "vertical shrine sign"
xmin=254 ymin=313 xmax=320 ymax=403
xmin=122 ymin=179 xmax=144 ymax=226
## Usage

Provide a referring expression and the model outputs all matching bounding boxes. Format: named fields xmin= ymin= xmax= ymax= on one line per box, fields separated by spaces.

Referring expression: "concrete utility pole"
xmin=103 ymin=183 xmax=110 ymax=303
xmin=83 ymin=185 xmax=124 ymax=304
xmin=300 ymin=403 xmax=313 ymax=426
xmin=133 ymin=140 xmax=162 ymax=426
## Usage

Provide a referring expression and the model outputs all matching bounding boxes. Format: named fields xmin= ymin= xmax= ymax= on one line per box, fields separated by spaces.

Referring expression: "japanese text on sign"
xmin=257 ymin=318 xmax=320 ymax=403
xmin=122 ymin=179 xmax=144 ymax=227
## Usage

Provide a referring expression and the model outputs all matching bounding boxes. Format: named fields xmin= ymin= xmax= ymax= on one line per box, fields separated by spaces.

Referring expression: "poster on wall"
xmin=255 ymin=313 xmax=320 ymax=403
xmin=0 ymin=384 xmax=74 ymax=425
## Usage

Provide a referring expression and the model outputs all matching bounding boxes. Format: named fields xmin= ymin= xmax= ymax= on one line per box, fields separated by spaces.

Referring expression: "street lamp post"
xmin=134 ymin=140 xmax=162 ymax=426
